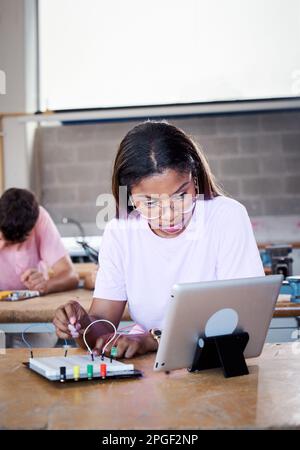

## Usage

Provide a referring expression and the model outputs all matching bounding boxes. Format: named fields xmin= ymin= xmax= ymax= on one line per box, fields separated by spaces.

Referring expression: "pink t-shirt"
xmin=94 ymin=195 xmax=265 ymax=332
xmin=0 ymin=206 xmax=67 ymax=290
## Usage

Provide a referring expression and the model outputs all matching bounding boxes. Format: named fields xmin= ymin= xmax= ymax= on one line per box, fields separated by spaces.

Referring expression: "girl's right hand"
xmin=53 ymin=300 xmax=89 ymax=339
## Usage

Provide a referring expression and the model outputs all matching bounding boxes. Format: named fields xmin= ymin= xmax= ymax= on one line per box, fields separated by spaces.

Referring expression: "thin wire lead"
xmin=21 ymin=323 xmax=68 ymax=358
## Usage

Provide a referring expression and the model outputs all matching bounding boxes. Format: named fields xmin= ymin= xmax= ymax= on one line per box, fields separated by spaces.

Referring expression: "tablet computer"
xmin=154 ymin=274 xmax=283 ymax=372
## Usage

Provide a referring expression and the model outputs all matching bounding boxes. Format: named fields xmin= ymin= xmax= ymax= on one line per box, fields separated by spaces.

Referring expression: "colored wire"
xmin=82 ymin=319 xmax=117 ymax=358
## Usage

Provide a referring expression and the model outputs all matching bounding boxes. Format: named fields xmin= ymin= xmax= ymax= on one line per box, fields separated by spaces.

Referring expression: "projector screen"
xmin=38 ymin=0 xmax=300 ymax=111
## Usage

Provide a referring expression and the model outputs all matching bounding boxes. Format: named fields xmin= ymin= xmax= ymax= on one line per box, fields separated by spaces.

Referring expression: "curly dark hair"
xmin=0 ymin=188 xmax=40 ymax=243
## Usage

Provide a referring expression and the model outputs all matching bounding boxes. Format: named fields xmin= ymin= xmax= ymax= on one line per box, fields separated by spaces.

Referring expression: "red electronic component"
xmin=100 ymin=363 xmax=107 ymax=379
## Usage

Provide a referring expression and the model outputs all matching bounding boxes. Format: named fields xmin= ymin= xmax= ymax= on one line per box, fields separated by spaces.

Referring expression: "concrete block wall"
xmin=34 ymin=110 xmax=300 ymax=238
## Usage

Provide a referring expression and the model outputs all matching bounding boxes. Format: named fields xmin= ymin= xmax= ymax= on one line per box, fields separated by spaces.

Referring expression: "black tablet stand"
xmin=188 ymin=331 xmax=250 ymax=378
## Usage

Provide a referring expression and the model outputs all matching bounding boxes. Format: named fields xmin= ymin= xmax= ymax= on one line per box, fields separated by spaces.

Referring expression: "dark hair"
xmin=112 ymin=120 xmax=225 ymax=218
xmin=0 ymin=188 xmax=39 ymax=243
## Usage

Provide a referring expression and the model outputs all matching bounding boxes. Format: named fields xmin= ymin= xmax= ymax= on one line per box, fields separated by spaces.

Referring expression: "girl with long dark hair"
xmin=53 ymin=121 xmax=264 ymax=358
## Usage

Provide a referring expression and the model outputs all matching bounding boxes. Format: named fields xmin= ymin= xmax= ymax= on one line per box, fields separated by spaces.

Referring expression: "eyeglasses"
xmin=129 ymin=192 xmax=198 ymax=220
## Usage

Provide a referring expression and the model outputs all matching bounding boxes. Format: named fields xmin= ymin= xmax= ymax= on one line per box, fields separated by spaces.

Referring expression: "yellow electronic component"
xmin=0 ymin=291 xmax=13 ymax=300
xmin=0 ymin=290 xmax=40 ymax=301
xmin=73 ymin=365 xmax=80 ymax=381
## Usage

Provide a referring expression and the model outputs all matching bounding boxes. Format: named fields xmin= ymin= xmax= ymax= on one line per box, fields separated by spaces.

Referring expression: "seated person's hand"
xmin=92 ymin=332 xmax=158 ymax=359
xmin=21 ymin=268 xmax=48 ymax=294
xmin=53 ymin=300 xmax=89 ymax=340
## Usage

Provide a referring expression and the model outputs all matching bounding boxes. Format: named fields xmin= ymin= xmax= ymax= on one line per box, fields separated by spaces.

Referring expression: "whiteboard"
xmin=38 ymin=0 xmax=300 ymax=111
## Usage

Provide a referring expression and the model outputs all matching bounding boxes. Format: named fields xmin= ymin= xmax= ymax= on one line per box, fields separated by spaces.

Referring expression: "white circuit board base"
xmin=27 ymin=354 xmax=142 ymax=382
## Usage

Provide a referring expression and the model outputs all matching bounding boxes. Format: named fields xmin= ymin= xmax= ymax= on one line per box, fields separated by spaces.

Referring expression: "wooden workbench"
xmin=273 ymin=297 xmax=300 ymax=317
xmin=0 ymin=289 xmax=131 ymax=323
xmin=0 ymin=344 xmax=300 ymax=429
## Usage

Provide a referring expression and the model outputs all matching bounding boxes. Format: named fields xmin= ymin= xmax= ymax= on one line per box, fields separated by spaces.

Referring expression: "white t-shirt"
xmin=94 ymin=195 xmax=265 ymax=331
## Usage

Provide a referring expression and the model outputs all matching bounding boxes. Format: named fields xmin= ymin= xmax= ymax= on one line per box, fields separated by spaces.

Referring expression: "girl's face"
xmin=130 ymin=168 xmax=197 ymax=238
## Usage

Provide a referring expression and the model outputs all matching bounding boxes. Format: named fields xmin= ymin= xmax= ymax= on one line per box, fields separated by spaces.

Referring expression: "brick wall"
xmin=33 ymin=110 xmax=300 ymax=237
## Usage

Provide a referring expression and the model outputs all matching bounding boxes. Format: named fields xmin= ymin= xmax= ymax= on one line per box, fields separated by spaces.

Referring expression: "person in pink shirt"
xmin=0 ymin=188 xmax=79 ymax=293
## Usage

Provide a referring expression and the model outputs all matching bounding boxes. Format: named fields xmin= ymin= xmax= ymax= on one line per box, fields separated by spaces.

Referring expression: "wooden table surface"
xmin=0 ymin=289 xmax=131 ymax=323
xmin=0 ymin=289 xmax=92 ymax=323
xmin=0 ymin=290 xmax=295 ymax=324
xmin=273 ymin=299 xmax=300 ymax=317
xmin=74 ymin=263 xmax=97 ymax=278
xmin=0 ymin=344 xmax=300 ymax=430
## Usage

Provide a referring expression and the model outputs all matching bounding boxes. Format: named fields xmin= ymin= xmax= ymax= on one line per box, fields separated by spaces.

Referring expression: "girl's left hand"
xmin=92 ymin=332 xmax=157 ymax=359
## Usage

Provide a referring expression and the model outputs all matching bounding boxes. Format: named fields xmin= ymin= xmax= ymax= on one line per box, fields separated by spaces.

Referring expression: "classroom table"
xmin=0 ymin=344 xmax=299 ymax=429
xmin=273 ymin=297 xmax=300 ymax=317
xmin=0 ymin=288 xmax=131 ymax=335
xmin=74 ymin=262 xmax=97 ymax=289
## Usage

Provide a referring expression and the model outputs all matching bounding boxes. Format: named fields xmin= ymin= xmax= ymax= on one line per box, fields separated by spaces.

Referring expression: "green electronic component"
xmin=110 ymin=346 xmax=118 ymax=358
xmin=87 ymin=364 xmax=93 ymax=380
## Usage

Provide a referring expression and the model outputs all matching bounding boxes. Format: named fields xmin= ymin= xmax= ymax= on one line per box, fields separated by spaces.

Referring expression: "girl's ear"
xmin=193 ymin=176 xmax=200 ymax=195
